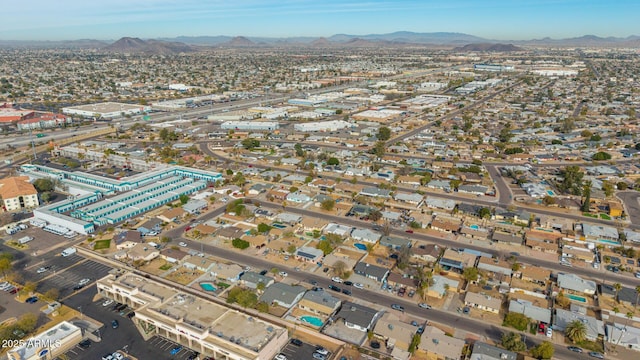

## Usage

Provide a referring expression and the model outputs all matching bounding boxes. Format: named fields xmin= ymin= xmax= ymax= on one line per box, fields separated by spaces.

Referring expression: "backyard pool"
xmin=546 ymin=190 xmax=555 ymax=196
xmin=597 ymin=238 xmax=621 ymax=246
xmin=200 ymin=282 xmax=217 ymax=292
xmin=354 ymin=243 xmax=367 ymax=251
xmin=469 ymin=224 xmax=479 ymax=230
xmin=271 ymin=223 xmax=287 ymax=229
xmin=300 ymin=316 xmax=324 ymax=327
xmin=567 ymin=294 xmax=586 ymax=303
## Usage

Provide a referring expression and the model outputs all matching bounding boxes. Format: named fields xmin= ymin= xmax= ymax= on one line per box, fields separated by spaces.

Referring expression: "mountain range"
xmin=1 ymin=31 xmax=639 ymax=51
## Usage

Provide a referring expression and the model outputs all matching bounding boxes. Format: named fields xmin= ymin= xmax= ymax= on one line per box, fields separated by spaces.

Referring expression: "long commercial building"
xmin=62 ymin=102 xmax=151 ymax=119
xmin=97 ymin=272 xmax=288 ymax=360
xmin=21 ymin=164 xmax=222 ymax=234
xmin=7 ymin=321 xmax=82 ymax=360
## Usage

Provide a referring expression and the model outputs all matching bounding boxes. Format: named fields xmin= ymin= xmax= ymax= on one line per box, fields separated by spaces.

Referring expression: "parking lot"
xmin=27 ymin=254 xmax=112 ymax=298
xmin=148 ymin=336 xmax=199 ymax=360
xmin=279 ymin=339 xmax=332 ymax=360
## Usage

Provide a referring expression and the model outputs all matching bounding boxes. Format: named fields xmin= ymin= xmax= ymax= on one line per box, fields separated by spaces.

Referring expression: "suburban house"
xmin=297 ymin=290 xmax=341 ymax=317
xmin=606 ymin=323 xmax=640 ymax=352
xmin=183 ymin=257 xmax=216 ymax=273
xmin=275 ymin=212 xmax=302 ymax=225
xmin=114 ymin=230 xmax=143 ymax=250
xmin=508 ymin=299 xmax=551 ymax=324
xmin=210 ymin=263 xmax=244 ymax=283
xmin=332 ymin=301 xmax=381 ymax=333
xmin=160 ymin=248 xmax=189 ymax=264
xmin=439 ymin=249 xmax=477 ymax=273
xmin=295 ymin=246 xmax=324 ymax=263
xmin=424 ymin=197 xmax=457 ymax=212
xmin=430 ymin=218 xmax=461 ymax=233
xmin=470 ymin=342 xmax=517 ymax=360
xmin=477 ymin=257 xmax=513 ymax=277
xmin=418 ymin=325 xmax=466 ymax=360
xmin=379 ymin=236 xmax=412 ymax=250
xmin=126 ymin=243 xmax=159 ymax=262
xmin=557 ymin=273 xmax=597 ymax=295
xmin=240 ymin=271 xmax=275 ymax=290
xmin=411 ymin=244 xmax=442 ymax=264
xmin=464 ymin=292 xmax=502 ymax=314
xmin=350 ymin=228 xmax=381 ymax=244
xmin=216 ymin=226 xmax=245 ymax=240
xmin=428 ymin=276 xmax=459 ymax=299
xmin=554 ymin=307 xmax=605 ymax=341
xmin=386 ymin=273 xmax=419 ymax=292
xmin=354 ymin=262 xmax=389 ymax=283
xmin=183 ymin=199 xmax=208 ymax=214
xmin=157 ymin=207 xmax=186 ymax=223
xmin=372 ymin=312 xmax=416 ymax=352
xmin=260 ymin=283 xmax=306 ymax=309
xmin=519 ymin=266 xmax=551 ymax=286
xmin=491 ymin=231 xmax=523 ymax=246
xmin=286 ymin=191 xmax=311 ymax=203
xmin=137 ymin=218 xmax=163 ymax=235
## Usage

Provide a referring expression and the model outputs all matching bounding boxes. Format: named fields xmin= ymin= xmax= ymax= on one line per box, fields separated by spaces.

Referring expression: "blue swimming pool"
xmin=470 ymin=224 xmax=479 ymax=230
xmin=200 ymin=282 xmax=217 ymax=292
xmin=271 ymin=223 xmax=287 ymax=229
xmin=547 ymin=190 xmax=555 ymax=196
xmin=567 ymin=294 xmax=586 ymax=303
xmin=354 ymin=243 xmax=367 ymax=251
xmin=301 ymin=316 xmax=324 ymax=327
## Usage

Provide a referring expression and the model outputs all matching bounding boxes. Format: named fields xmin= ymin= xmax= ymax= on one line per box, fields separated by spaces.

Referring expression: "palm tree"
xmin=565 ymin=320 xmax=587 ymax=344
xmin=613 ymin=283 xmax=622 ymax=303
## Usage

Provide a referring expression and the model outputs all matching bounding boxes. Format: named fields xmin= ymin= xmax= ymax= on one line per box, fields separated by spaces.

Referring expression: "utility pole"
xmin=28 ymin=127 xmax=37 ymax=161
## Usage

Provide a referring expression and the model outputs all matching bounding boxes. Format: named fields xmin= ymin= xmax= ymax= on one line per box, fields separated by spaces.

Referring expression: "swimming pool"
xmin=354 ymin=243 xmax=367 ymax=251
xmin=567 ymin=294 xmax=586 ymax=303
xmin=546 ymin=190 xmax=555 ymax=196
xmin=300 ymin=316 xmax=324 ymax=327
xmin=271 ymin=223 xmax=287 ymax=229
xmin=597 ymin=238 xmax=621 ymax=246
xmin=469 ymin=224 xmax=479 ymax=230
xmin=200 ymin=282 xmax=217 ymax=292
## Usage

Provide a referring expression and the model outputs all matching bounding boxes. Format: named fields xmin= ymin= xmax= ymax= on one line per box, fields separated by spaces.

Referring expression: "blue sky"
xmin=2 ymin=0 xmax=639 ymax=41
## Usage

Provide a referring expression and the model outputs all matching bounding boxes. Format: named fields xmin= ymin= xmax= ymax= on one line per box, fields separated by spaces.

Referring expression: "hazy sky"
xmin=2 ymin=0 xmax=639 ymax=41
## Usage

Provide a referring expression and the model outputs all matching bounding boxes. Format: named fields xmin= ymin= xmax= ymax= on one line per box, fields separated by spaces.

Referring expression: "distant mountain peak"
xmin=103 ymin=37 xmax=195 ymax=54
xmin=226 ymin=36 xmax=255 ymax=47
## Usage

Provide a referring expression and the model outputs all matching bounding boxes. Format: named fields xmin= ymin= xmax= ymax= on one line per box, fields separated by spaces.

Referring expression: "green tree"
xmin=501 ymin=332 xmax=527 ymax=352
xmin=286 ymin=244 xmax=297 ymax=254
xmin=613 ymin=282 xmax=622 ymax=302
xmin=617 ymin=181 xmax=628 ymax=190
xmin=43 ymin=288 xmax=60 ymax=302
xmin=530 ymin=341 xmax=554 ymax=359
xmin=0 ymin=252 xmax=13 ymax=277
xmin=542 ymin=195 xmax=556 ymax=206
xmin=377 ymin=126 xmax=391 ymax=141
xmin=179 ymin=194 xmax=190 ymax=205
xmin=320 ymin=198 xmax=335 ymax=211
xmin=503 ymin=312 xmax=530 ymax=331
xmin=373 ymin=141 xmax=386 ymax=158
xmin=558 ymin=165 xmax=584 ymax=195
xmin=478 ymin=207 xmax=492 ymax=219
xmin=316 ymin=240 xmax=334 ymax=255
xmin=232 ymin=238 xmax=250 ymax=250
xmin=408 ymin=333 xmax=421 ymax=353
xmin=581 ymin=180 xmax=592 ymax=212
xmin=294 ymin=143 xmax=305 ymax=157
xmin=257 ymin=223 xmax=272 ymax=233
xmin=241 ymin=138 xmax=260 ymax=150
xmin=592 ymin=151 xmax=611 ymax=161
xmin=32 ymin=178 xmax=54 ymax=192
xmin=565 ymin=320 xmax=587 ymax=343
xmin=463 ymin=267 xmax=479 ymax=282
xmin=326 ymin=157 xmax=339 ymax=166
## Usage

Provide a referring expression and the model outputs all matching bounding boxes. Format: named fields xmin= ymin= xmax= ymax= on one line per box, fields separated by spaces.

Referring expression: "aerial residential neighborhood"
xmin=1 ymin=4 xmax=640 ymax=360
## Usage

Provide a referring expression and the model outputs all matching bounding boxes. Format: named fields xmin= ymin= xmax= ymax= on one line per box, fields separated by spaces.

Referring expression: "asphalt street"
xmin=617 ymin=191 xmax=640 ymax=226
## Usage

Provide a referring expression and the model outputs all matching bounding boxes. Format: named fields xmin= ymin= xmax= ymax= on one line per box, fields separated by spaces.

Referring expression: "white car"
xmin=353 ymin=283 xmax=364 ymax=289
xmin=112 ymin=352 xmax=124 ymax=360
xmin=102 ymin=299 xmax=114 ymax=307
xmin=36 ymin=267 xmax=50 ymax=274
xmin=331 ymin=277 xmax=343 ymax=283
xmin=418 ymin=303 xmax=432 ymax=309
xmin=275 ymin=354 xmax=287 ymax=360
xmin=0 ymin=282 xmax=11 ymax=290
xmin=78 ymin=278 xmax=91 ymax=286
xmin=546 ymin=327 xmax=553 ymax=338
xmin=279 ymin=271 xmax=288 ymax=277
xmin=179 ymin=242 xmax=188 ymax=247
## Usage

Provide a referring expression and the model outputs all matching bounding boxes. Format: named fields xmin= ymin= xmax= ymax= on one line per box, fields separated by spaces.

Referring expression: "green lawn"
xmin=159 ymin=263 xmax=173 ymax=271
xmin=583 ymin=212 xmax=598 ymax=218
xmin=93 ymin=239 xmax=111 ymax=250
xmin=599 ymin=213 xmax=611 ymax=220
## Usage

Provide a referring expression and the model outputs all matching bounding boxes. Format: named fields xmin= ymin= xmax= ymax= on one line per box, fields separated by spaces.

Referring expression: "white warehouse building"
xmin=220 ymin=121 xmax=279 ymax=131
xmin=294 ymin=120 xmax=352 ymax=132
xmin=62 ymin=102 xmax=151 ymax=119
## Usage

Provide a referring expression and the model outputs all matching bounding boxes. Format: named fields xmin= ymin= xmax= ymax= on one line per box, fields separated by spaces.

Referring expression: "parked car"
xmin=26 ymin=296 xmax=38 ymax=304
xmin=111 ymin=320 xmax=119 ymax=329
xmin=370 ymin=341 xmax=381 ymax=349
xmin=36 ymin=266 xmax=51 ymax=274
xmin=568 ymin=346 xmax=583 ymax=353
xmin=274 ymin=354 xmax=287 ymax=360
xmin=462 ymin=306 xmax=470 ymax=315
xmin=179 ymin=242 xmax=188 ymax=247
xmin=353 ymin=283 xmax=364 ymax=289
xmin=418 ymin=303 xmax=432 ymax=309
xmin=113 ymin=353 xmax=124 ymax=360
xmin=9 ymin=287 xmax=19 ymax=294
xmin=328 ymin=285 xmax=341 ymax=292
xmin=290 ymin=338 xmax=303 ymax=346
xmin=315 ymin=346 xmax=329 ymax=356
xmin=588 ymin=352 xmax=604 ymax=359
xmin=343 ymin=281 xmax=353 ymax=286
xmin=169 ymin=345 xmax=182 ymax=355
xmin=331 ymin=276 xmax=343 ymax=283
xmin=279 ymin=271 xmax=288 ymax=277
xmin=78 ymin=339 xmax=92 ymax=348
xmin=102 ymin=299 xmax=114 ymax=307
xmin=72 ymin=284 xmax=84 ymax=291
xmin=391 ymin=304 xmax=404 ymax=311
xmin=546 ymin=327 xmax=553 ymax=338
xmin=342 ymin=289 xmax=352 ymax=296
xmin=312 ymin=353 xmax=326 ymax=360
xmin=78 ymin=278 xmax=91 ymax=286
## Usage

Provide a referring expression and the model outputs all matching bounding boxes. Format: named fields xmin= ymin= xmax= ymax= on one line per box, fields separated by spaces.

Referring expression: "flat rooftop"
xmin=63 ymin=102 xmax=145 ymax=113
